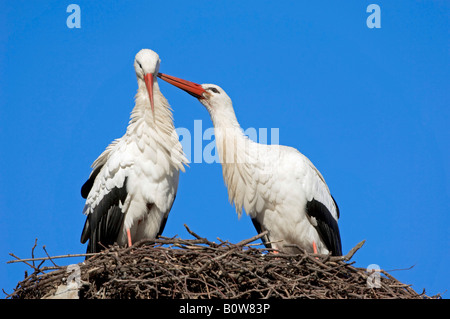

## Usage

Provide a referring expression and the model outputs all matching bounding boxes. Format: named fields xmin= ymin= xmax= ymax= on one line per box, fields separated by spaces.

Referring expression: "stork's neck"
xmin=209 ymin=106 xmax=259 ymax=216
xmin=131 ymin=79 xmax=163 ymax=124
xmin=127 ymin=79 xmax=187 ymax=170
xmin=209 ymin=106 xmax=241 ymax=129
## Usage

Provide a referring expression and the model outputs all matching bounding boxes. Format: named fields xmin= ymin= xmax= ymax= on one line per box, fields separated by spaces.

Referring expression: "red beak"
xmin=157 ymin=73 xmax=206 ymax=99
xmin=144 ymin=73 xmax=154 ymax=112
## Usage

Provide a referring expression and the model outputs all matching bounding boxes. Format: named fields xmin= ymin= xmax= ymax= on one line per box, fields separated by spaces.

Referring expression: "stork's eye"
xmin=136 ymin=61 xmax=143 ymax=70
xmin=207 ymin=87 xmax=220 ymax=94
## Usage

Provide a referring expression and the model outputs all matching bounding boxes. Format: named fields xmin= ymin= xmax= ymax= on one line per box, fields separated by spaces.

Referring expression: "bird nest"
xmin=6 ymin=226 xmax=436 ymax=299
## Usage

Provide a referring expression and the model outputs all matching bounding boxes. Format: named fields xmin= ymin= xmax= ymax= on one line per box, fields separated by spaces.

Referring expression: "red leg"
xmin=127 ymin=228 xmax=132 ymax=247
xmin=312 ymin=241 xmax=318 ymax=254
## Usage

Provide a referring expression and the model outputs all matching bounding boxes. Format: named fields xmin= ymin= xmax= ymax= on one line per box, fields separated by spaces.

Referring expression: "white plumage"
xmin=80 ymin=50 xmax=187 ymax=253
xmin=158 ymin=74 xmax=342 ymax=255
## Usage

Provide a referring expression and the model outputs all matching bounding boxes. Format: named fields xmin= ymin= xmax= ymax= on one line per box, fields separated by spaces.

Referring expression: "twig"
xmin=236 ymin=230 xmax=268 ymax=247
xmin=340 ymin=240 xmax=366 ymax=262
xmin=8 ymin=253 xmax=44 ymax=275
xmin=384 ymin=264 xmax=416 ymax=272
xmin=183 ymin=224 xmax=203 ymax=240
xmin=42 ymin=245 xmax=59 ymax=268
xmin=184 ymin=224 xmax=219 ymax=248
xmin=31 ymin=238 xmax=38 ymax=268
xmin=7 ymin=252 xmax=97 ymax=264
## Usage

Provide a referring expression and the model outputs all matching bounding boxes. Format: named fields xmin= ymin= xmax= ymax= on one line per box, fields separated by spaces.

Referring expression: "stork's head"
xmin=157 ymin=73 xmax=232 ymax=114
xmin=134 ymin=49 xmax=161 ymax=112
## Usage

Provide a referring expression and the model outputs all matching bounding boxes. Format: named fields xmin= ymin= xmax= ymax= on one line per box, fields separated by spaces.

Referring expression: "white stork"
xmin=80 ymin=49 xmax=187 ymax=253
xmin=158 ymin=73 xmax=342 ymax=256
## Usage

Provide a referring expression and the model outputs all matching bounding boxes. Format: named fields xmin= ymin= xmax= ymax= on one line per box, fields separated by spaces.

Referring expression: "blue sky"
xmin=1 ymin=1 xmax=448 ymax=298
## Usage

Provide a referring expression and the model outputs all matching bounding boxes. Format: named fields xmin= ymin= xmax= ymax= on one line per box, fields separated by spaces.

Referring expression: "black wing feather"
xmin=251 ymin=217 xmax=272 ymax=249
xmin=306 ymin=198 xmax=342 ymax=256
xmin=81 ymin=165 xmax=103 ymax=199
xmin=156 ymin=215 xmax=168 ymax=238
xmin=80 ymin=177 xmax=128 ymax=254
xmin=331 ymin=194 xmax=340 ymax=219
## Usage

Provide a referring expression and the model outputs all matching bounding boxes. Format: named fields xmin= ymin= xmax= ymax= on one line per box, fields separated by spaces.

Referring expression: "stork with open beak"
xmin=158 ymin=73 xmax=342 ymax=255
xmin=80 ymin=49 xmax=187 ymax=254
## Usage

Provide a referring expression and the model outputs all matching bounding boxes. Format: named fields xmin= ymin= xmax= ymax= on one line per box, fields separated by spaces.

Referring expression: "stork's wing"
xmin=306 ymin=198 xmax=342 ymax=256
xmin=80 ymin=174 xmax=128 ymax=254
xmin=80 ymin=165 xmax=103 ymax=199
xmin=81 ymin=139 xmax=120 ymax=200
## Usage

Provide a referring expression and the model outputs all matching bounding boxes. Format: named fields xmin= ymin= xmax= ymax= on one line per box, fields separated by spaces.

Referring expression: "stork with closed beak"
xmin=80 ymin=49 xmax=187 ymax=253
xmin=158 ymin=73 xmax=342 ymax=255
